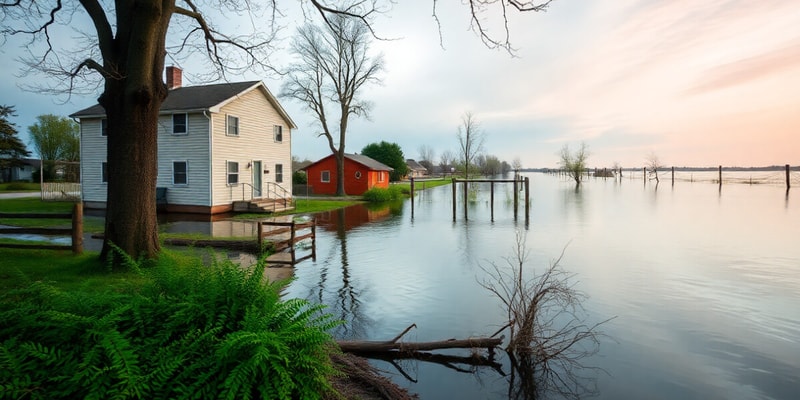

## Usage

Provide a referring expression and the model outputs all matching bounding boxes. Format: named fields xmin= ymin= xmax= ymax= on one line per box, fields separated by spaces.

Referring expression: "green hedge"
xmin=361 ymin=185 xmax=403 ymax=202
xmin=0 ymin=252 xmax=340 ymax=399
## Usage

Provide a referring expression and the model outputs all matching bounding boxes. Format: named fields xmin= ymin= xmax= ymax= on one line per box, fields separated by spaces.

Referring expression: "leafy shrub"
xmin=293 ymin=170 xmax=307 ymax=184
xmin=361 ymin=185 xmax=403 ymax=202
xmin=0 ymin=252 xmax=340 ymax=399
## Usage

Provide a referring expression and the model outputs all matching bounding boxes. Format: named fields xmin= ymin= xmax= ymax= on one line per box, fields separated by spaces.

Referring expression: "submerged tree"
xmin=281 ymin=13 xmax=385 ymax=196
xmin=645 ymin=151 xmax=664 ymax=184
xmin=559 ymin=142 xmax=589 ymax=185
xmin=481 ymin=231 xmax=611 ymax=399
xmin=457 ymin=112 xmax=486 ymax=180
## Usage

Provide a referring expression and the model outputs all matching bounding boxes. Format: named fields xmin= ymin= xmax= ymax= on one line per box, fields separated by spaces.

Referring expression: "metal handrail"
xmin=240 ymin=182 xmax=256 ymax=201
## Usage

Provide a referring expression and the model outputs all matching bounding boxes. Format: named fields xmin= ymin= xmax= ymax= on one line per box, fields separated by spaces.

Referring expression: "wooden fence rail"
xmin=0 ymin=203 xmax=83 ymax=254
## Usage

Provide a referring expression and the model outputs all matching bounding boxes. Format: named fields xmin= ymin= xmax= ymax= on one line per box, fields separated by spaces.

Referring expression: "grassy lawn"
xmin=0 ymin=182 xmax=40 ymax=192
xmin=233 ymin=198 xmax=362 ymax=220
xmin=392 ymin=177 xmax=453 ymax=192
xmin=0 ymin=197 xmax=105 ymax=232
xmin=0 ymin=248 xmax=145 ymax=292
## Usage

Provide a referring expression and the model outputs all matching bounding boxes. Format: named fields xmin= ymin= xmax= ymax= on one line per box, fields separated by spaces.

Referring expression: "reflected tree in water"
xmin=480 ymin=231 xmax=612 ymax=399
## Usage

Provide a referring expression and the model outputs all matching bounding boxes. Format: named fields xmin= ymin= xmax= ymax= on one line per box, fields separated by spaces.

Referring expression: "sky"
xmin=1 ymin=0 xmax=799 ymax=169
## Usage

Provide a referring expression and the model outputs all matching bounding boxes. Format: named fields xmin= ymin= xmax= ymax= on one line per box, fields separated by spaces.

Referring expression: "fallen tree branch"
xmin=336 ymin=324 xmax=503 ymax=353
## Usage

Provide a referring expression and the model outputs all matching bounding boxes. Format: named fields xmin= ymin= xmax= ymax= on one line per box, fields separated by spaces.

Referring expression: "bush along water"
xmin=361 ymin=185 xmax=404 ymax=202
xmin=0 ymin=250 xmax=340 ymax=399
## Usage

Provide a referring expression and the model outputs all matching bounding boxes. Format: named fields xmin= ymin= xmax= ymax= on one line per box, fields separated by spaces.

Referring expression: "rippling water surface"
xmin=282 ymin=173 xmax=800 ymax=399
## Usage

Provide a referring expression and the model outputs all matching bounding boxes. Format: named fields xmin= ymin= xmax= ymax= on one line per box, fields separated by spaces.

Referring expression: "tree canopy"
xmin=0 ymin=105 xmax=32 ymax=178
xmin=559 ymin=142 xmax=589 ymax=185
xmin=28 ymin=114 xmax=79 ymax=162
xmin=361 ymin=141 xmax=408 ymax=182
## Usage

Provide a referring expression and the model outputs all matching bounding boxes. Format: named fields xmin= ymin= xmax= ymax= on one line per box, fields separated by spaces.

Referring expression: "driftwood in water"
xmin=336 ymin=324 xmax=503 ymax=354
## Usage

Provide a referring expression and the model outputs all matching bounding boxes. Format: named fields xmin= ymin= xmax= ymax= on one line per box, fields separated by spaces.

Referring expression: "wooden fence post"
xmin=410 ymin=177 xmax=415 ymax=217
xmin=257 ymin=221 xmax=263 ymax=251
xmin=787 ymin=164 xmax=791 ymax=189
xmin=452 ymin=179 xmax=457 ymax=222
xmin=71 ymin=203 xmax=83 ymax=254
xmin=718 ymin=165 xmax=722 ymax=187
xmin=513 ymin=177 xmax=518 ymax=220
xmin=671 ymin=167 xmax=675 ymax=185
xmin=463 ymin=179 xmax=468 ymax=220
xmin=490 ymin=181 xmax=495 ymax=222
xmin=643 ymin=167 xmax=646 ymax=183
xmin=311 ymin=220 xmax=317 ymax=261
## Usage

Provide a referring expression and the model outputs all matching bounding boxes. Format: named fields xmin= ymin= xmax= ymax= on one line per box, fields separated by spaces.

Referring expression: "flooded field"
xmin=281 ymin=173 xmax=800 ymax=399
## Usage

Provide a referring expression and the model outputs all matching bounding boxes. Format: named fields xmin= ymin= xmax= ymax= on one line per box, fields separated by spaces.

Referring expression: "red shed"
xmin=303 ymin=153 xmax=393 ymax=195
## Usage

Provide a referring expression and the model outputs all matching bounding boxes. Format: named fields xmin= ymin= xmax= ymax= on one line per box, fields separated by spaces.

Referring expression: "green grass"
xmin=0 ymin=248 xmax=144 ymax=292
xmin=0 ymin=197 xmax=105 ymax=232
xmin=0 ymin=182 xmax=40 ymax=191
xmin=233 ymin=198 xmax=361 ymax=220
xmin=392 ymin=177 xmax=453 ymax=192
xmin=0 ymin=197 xmax=73 ymax=213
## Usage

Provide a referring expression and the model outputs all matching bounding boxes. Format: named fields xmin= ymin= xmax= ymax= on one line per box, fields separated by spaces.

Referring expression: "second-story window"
xmin=274 ymin=125 xmax=283 ymax=142
xmin=173 ymin=114 xmax=187 ymax=135
xmin=226 ymin=115 xmax=239 ymax=136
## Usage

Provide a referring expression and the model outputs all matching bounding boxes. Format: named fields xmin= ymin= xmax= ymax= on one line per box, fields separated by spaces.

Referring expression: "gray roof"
xmin=345 ymin=154 xmax=393 ymax=171
xmin=70 ymin=81 xmax=296 ymax=128
xmin=406 ymin=159 xmax=427 ymax=171
xmin=303 ymin=153 xmax=393 ymax=172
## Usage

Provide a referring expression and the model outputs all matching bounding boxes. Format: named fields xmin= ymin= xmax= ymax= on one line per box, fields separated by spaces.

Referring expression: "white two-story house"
xmin=71 ymin=67 xmax=296 ymax=214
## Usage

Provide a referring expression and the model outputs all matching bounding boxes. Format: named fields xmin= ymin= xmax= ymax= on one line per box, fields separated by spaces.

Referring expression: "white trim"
xmin=273 ymin=125 xmax=283 ymax=142
xmin=321 ymin=170 xmax=330 ymax=183
xmin=226 ymin=160 xmax=239 ymax=185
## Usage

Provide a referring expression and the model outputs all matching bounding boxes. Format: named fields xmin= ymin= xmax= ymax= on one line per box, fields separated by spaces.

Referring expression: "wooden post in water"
xmin=290 ymin=221 xmax=297 ymax=263
xmin=786 ymin=164 xmax=791 ymax=189
xmin=619 ymin=167 xmax=623 ymax=178
xmin=311 ymin=220 xmax=317 ymax=261
xmin=410 ymin=177 xmax=415 ymax=218
xmin=257 ymin=221 xmax=263 ymax=250
xmin=524 ymin=177 xmax=530 ymax=224
xmin=490 ymin=181 xmax=495 ymax=222
xmin=671 ymin=167 xmax=675 ymax=186
xmin=643 ymin=167 xmax=647 ymax=183
xmin=71 ymin=203 xmax=83 ymax=254
xmin=464 ymin=179 xmax=468 ymax=220
xmin=451 ymin=178 xmax=457 ymax=222
xmin=513 ymin=177 xmax=518 ymax=220
xmin=718 ymin=165 xmax=722 ymax=188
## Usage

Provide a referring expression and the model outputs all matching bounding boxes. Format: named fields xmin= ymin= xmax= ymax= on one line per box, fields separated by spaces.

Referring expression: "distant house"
xmin=302 ymin=153 xmax=393 ymax=195
xmin=0 ymin=158 xmax=39 ymax=182
xmin=70 ymin=66 xmax=296 ymax=214
xmin=405 ymin=159 xmax=428 ymax=178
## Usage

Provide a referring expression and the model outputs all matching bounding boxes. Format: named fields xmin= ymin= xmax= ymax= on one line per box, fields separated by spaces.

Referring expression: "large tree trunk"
xmin=98 ymin=0 xmax=172 ymax=260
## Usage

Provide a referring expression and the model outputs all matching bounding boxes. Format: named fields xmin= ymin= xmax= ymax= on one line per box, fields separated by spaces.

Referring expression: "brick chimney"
xmin=166 ymin=66 xmax=182 ymax=89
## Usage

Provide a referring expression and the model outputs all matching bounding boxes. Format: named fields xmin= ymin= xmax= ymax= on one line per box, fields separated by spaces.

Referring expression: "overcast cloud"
xmin=1 ymin=0 xmax=798 ymax=168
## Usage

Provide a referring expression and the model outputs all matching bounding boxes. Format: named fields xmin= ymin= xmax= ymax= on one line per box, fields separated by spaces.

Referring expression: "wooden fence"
xmin=0 ymin=203 xmax=83 ymax=254
xmin=554 ymin=165 xmax=799 ymax=189
xmin=41 ymin=182 xmax=81 ymax=201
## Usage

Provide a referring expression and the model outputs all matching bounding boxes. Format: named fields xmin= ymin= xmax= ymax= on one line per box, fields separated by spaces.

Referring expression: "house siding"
xmin=210 ymin=87 xmax=292 ymax=207
xmin=156 ymin=113 xmax=211 ymax=207
xmin=80 ymin=118 xmax=107 ymax=204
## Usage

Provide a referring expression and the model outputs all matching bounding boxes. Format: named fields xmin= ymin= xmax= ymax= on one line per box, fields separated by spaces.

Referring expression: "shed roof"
xmin=303 ymin=153 xmax=393 ymax=172
xmin=406 ymin=159 xmax=427 ymax=172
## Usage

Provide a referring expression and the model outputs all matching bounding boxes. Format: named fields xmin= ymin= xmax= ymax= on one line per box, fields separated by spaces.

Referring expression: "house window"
xmin=172 ymin=113 xmax=187 ymax=135
xmin=101 ymin=119 xmax=107 ymax=136
xmin=321 ymin=170 xmax=330 ymax=183
xmin=227 ymin=161 xmax=239 ymax=185
xmin=355 ymin=171 xmax=362 ymax=179
xmin=173 ymin=161 xmax=188 ymax=185
xmin=274 ymin=125 xmax=283 ymax=142
xmin=275 ymin=164 xmax=283 ymax=183
xmin=226 ymin=115 xmax=239 ymax=136
xmin=101 ymin=162 xmax=108 ymax=183
xmin=378 ymin=171 xmax=385 ymax=182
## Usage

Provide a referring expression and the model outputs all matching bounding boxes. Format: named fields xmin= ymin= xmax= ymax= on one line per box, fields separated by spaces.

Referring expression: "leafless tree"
xmin=645 ymin=151 xmax=664 ymax=183
xmin=559 ymin=142 xmax=589 ymax=186
xmin=418 ymin=144 xmax=436 ymax=170
xmin=439 ymin=149 xmax=454 ymax=176
xmin=457 ymin=111 xmax=486 ymax=180
xmin=512 ymin=157 xmax=523 ymax=172
xmin=480 ymin=231 xmax=612 ymax=399
xmin=281 ymin=14 xmax=385 ymax=196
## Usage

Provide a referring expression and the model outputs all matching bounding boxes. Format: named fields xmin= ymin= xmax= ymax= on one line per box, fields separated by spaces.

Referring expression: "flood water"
xmin=280 ymin=173 xmax=800 ymax=399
